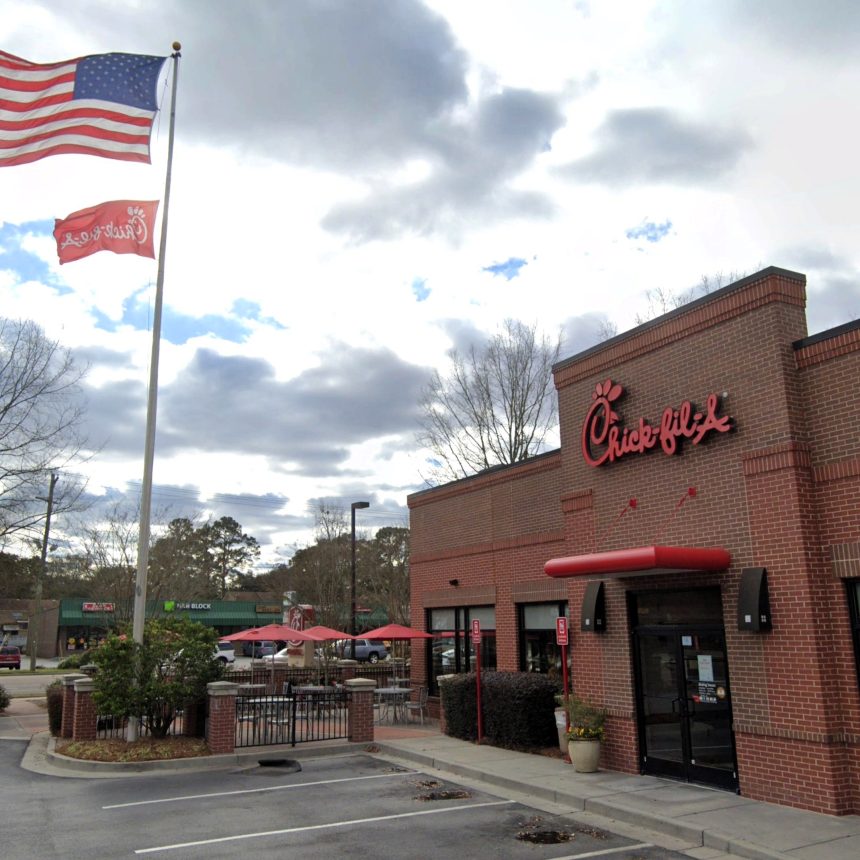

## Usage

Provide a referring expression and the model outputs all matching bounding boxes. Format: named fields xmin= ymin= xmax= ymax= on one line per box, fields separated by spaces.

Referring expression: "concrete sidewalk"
xmin=373 ymin=733 xmax=860 ymax=860
xmin=5 ymin=697 xmax=860 ymax=860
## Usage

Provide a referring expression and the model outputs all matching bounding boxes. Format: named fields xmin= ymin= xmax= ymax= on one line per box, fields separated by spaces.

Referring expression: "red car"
xmin=0 ymin=645 xmax=21 ymax=670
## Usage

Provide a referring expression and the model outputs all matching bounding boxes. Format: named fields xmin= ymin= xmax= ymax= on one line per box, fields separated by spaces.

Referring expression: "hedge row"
xmin=440 ymin=671 xmax=558 ymax=750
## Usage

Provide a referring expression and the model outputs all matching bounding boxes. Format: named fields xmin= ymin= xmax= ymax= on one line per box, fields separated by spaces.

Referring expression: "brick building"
xmin=408 ymin=267 xmax=860 ymax=815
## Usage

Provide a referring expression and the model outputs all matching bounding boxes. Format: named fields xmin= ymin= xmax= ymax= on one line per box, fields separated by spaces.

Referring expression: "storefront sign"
xmin=163 ymin=600 xmax=211 ymax=612
xmin=255 ymin=604 xmax=281 ymax=614
xmin=581 ymin=379 xmax=733 ymax=467
xmin=82 ymin=602 xmax=115 ymax=612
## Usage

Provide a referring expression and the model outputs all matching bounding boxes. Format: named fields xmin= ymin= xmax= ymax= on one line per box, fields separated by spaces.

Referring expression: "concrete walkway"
xmin=5 ymin=698 xmax=860 ymax=860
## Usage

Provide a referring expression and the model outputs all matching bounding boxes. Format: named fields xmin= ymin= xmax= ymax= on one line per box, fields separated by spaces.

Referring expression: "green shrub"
xmin=57 ymin=649 xmax=96 ymax=670
xmin=441 ymin=671 xmax=558 ymax=750
xmin=91 ymin=617 xmax=222 ymax=738
xmin=46 ymin=679 xmax=64 ymax=735
xmin=440 ymin=673 xmax=478 ymax=741
xmin=0 ymin=683 xmax=9 ymax=712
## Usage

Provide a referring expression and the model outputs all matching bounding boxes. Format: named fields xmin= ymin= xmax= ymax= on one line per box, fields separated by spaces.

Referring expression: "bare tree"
xmin=635 ymin=270 xmax=747 ymax=325
xmin=0 ymin=319 xmax=89 ymax=541
xmin=362 ymin=525 xmax=410 ymax=625
xmin=418 ymin=319 xmax=562 ymax=483
xmin=75 ymin=503 xmax=141 ymax=624
xmin=284 ymin=502 xmax=354 ymax=630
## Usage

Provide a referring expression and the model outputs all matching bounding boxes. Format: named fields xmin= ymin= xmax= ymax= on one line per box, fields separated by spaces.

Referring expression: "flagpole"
xmin=129 ymin=42 xmax=181 ymax=741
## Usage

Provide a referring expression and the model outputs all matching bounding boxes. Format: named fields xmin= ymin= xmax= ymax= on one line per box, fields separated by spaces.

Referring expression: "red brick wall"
xmin=206 ymin=689 xmax=236 ymax=754
xmin=408 ymin=268 xmax=860 ymax=814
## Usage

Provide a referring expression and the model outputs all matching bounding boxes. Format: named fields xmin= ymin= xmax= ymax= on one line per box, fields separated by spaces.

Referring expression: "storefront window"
xmin=427 ymin=606 xmax=496 ymax=695
xmin=518 ymin=601 xmax=569 ymax=683
xmin=848 ymin=581 xmax=860 ymax=689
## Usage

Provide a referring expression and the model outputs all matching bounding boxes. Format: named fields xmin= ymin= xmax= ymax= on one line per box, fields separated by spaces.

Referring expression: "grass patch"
xmin=56 ymin=737 xmax=211 ymax=762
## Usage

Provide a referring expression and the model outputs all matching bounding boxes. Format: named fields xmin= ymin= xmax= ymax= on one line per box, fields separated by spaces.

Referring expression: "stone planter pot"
xmin=568 ymin=738 xmax=601 ymax=773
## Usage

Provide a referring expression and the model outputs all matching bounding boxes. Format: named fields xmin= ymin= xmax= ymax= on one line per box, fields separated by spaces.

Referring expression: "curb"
xmin=21 ymin=732 xmax=370 ymax=778
xmin=372 ymin=741 xmax=794 ymax=860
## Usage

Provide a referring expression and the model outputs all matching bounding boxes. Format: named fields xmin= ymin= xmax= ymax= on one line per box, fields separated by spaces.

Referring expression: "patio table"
xmin=375 ymin=686 xmax=408 ymax=723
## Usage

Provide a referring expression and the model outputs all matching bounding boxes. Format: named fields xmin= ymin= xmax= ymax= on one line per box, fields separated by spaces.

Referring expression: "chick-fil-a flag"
xmin=53 ymin=199 xmax=158 ymax=264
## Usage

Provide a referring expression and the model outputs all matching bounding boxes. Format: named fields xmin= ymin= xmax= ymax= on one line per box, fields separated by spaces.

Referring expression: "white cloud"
xmin=2 ymin=0 xmax=859 ymax=562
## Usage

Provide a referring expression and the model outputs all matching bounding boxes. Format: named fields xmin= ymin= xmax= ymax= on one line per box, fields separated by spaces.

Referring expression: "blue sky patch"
xmin=483 ymin=257 xmax=527 ymax=280
xmin=0 ymin=219 xmax=65 ymax=287
xmin=411 ymin=277 xmax=430 ymax=301
xmin=625 ymin=219 xmax=673 ymax=244
xmin=231 ymin=298 xmax=286 ymax=328
xmin=93 ymin=289 xmax=252 ymax=344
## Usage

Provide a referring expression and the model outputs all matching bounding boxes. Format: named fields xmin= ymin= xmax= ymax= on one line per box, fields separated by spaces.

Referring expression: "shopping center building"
xmin=408 ymin=267 xmax=860 ymax=814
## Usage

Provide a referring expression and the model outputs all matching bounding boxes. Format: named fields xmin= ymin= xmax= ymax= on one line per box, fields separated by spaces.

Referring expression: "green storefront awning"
xmin=59 ymin=598 xmax=282 ymax=628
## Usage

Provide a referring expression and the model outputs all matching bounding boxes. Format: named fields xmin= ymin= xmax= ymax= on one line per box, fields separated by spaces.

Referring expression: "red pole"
xmin=475 ymin=637 xmax=483 ymax=742
xmin=472 ymin=619 xmax=483 ymax=742
xmin=561 ymin=641 xmax=570 ymax=731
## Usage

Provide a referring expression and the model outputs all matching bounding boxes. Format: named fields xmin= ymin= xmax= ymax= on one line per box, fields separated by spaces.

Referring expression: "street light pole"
xmin=350 ymin=501 xmax=370 ymax=660
xmin=30 ymin=472 xmax=58 ymax=671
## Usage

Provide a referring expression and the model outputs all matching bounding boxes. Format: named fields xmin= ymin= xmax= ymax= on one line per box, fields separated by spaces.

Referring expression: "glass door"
xmin=634 ymin=627 xmax=737 ymax=791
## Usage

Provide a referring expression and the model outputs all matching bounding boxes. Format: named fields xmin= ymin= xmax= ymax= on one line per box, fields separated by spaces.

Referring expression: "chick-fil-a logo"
xmin=581 ymin=379 xmax=733 ymax=467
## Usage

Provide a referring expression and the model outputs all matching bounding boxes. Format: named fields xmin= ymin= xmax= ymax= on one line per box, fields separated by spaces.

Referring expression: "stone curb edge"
xmin=372 ymin=742 xmax=792 ymax=860
xmin=26 ymin=733 xmax=367 ymax=777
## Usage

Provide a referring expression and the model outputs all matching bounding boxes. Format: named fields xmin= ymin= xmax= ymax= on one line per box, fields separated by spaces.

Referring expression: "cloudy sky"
xmin=2 ymin=1 xmax=859 ymax=565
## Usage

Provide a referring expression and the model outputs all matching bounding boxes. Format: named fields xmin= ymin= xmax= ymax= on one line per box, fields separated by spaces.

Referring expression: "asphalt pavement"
xmin=3 ymin=693 xmax=860 ymax=860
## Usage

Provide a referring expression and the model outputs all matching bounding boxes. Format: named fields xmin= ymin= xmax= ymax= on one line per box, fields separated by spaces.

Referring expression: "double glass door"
xmin=634 ymin=627 xmax=737 ymax=791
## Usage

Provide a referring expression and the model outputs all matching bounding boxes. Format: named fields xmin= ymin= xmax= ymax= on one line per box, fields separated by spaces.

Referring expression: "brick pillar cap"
xmin=344 ymin=678 xmax=376 ymax=690
xmin=73 ymin=677 xmax=95 ymax=692
xmin=207 ymin=681 xmax=239 ymax=696
xmin=62 ymin=673 xmax=88 ymax=687
xmin=337 ymin=659 xmax=359 ymax=666
xmin=436 ymin=674 xmax=458 ymax=684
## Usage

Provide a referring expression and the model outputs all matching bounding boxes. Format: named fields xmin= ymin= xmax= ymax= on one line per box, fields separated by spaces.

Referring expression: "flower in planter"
xmin=566 ymin=723 xmax=605 ymax=741
xmin=564 ymin=694 xmax=606 ymax=741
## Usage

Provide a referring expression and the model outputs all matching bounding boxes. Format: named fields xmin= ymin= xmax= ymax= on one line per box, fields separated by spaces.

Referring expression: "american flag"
xmin=0 ymin=50 xmax=167 ymax=167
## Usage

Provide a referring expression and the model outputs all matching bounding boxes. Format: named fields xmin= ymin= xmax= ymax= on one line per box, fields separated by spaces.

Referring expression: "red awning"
xmin=544 ymin=545 xmax=731 ymax=579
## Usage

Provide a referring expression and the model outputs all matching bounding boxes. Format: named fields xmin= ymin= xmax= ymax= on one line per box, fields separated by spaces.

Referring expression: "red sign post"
xmin=471 ymin=619 xmax=483 ymax=742
xmin=556 ymin=617 xmax=570 ymax=730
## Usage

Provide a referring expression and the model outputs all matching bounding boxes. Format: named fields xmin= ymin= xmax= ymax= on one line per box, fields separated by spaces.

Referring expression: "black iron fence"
xmin=95 ymin=701 xmax=205 ymax=741
xmin=235 ymin=685 xmax=350 ymax=748
xmin=225 ymin=663 xmax=404 ymax=690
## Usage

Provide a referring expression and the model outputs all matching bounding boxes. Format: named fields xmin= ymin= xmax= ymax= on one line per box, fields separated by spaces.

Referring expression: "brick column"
xmin=60 ymin=674 xmax=86 ymax=739
xmin=206 ymin=681 xmax=238 ymax=754
xmin=338 ymin=659 xmax=358 ymax=682
xmin=345 ymin=678 xmax=375 ymax=743
xmin=71 ymin=677 xmax=97 ymax=741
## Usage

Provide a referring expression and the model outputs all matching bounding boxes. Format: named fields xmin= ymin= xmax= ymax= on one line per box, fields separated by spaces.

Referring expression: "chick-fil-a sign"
xmin=581 ymin=379 xmax=733 ymax=467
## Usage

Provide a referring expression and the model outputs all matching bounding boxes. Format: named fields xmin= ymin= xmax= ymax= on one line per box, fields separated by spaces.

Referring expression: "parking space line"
xmin=103 ymin=772 xmax=407 ymax=809
xmin=546 ymin=845 xmax=654 ymax=859
xmin=134 ymin=800 xmax=512 ymax=854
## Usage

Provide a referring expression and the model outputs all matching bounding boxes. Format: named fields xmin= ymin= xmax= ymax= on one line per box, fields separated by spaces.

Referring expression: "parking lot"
xmin=2 ymin=744 xmax=693 ymax=859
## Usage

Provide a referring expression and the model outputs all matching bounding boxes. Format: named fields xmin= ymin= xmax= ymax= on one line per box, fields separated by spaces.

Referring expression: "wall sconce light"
xmin=449 ymin=578 xmax=459 ymax=587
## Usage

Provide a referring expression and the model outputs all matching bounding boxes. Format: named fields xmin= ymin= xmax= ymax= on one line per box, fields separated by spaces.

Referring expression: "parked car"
xmin=337 ymin=638 xmax=389 ymax=663
xmin=0 ymin=645 xmax=21 ymax=670
xmin=242 ymin=640 xmax=276 ymax=658
xmin=214 ymin=641 xmax=235 ymax=664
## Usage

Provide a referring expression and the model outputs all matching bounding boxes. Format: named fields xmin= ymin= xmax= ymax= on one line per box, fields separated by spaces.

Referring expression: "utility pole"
xmin=30 ymin=472 xmax=58 ymax=671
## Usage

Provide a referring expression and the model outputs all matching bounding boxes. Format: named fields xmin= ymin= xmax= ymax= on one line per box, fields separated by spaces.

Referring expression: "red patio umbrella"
xmin=220 ymin=624 xmax=320 ymax=643
xmin=360 ymin=623 xmax=433 ymax=670
xmin=360 ymin=623 xmax=432 ymax=640
xmin=302 ymin=625 xmax=354 ymax=640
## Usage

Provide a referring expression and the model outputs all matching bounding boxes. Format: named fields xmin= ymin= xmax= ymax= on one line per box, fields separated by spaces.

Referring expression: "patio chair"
xmin=404 ymin=685 xmax=429 ymax=725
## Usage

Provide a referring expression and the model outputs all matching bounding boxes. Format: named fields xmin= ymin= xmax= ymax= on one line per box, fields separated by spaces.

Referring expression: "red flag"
xmin=54 ymin=200 xmax=159 ymax=264
xmin=0 ymin=50 xmax=167 ymax=167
